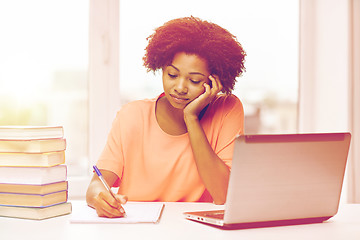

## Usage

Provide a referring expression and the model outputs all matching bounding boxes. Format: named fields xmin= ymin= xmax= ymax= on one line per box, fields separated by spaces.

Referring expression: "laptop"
xmin=184 ymin=132 xmax=351 ymax=229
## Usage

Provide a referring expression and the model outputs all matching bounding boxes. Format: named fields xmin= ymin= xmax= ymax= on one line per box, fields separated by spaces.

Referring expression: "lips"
xmin=170 ymin=94 xmax=189 ymax=104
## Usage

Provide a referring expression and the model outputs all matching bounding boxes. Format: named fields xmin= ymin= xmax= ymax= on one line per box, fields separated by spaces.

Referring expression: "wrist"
xmin=184 ymin=111 xmax=199 ymax=123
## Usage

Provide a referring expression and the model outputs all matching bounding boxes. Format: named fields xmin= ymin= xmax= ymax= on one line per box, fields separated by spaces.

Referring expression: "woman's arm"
xmin=185 ymin=116 xmax=230 ymax=204
xmin=86 ymin=169 xmax=128 ymax=217
xmin=184 ymin=75 xmax=230 ymax=204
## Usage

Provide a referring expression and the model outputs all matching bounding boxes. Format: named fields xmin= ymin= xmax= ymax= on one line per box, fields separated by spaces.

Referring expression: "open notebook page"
xmin=70 ymin=201 xmax=164 ymax=224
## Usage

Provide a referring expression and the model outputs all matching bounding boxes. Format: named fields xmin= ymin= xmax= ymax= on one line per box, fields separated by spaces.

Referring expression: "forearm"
xmin=185 ymin=115 xmax=230 ymax=204
xmin=86 ymin=170 xmax=119 ymax=207
xmin=85 ymin=169 xmax=127 ymax=218
xmin=86 ymin=175 xmax=106 ymax=208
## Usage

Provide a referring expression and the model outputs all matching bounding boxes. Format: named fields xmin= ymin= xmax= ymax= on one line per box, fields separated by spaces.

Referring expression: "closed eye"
xmin=190 ymin=79 xmax=201 ymax=84
xmin=168 ymin=73 xmax=177 ymax=78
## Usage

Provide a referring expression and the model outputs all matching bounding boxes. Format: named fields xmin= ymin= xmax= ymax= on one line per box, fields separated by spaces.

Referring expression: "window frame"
xmin=69 ymin=0 xmax=120 ymax=199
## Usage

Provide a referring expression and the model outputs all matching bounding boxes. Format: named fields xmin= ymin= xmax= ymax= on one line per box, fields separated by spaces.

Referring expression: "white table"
xmin=1 ymin=201 xmax=360 ymax=240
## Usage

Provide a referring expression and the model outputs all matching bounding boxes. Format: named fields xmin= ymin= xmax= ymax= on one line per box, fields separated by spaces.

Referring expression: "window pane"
xmin=119 ymin=0 xmax=299 ymax=134
xmin=0 ymin=1 xmax=89 ymax=176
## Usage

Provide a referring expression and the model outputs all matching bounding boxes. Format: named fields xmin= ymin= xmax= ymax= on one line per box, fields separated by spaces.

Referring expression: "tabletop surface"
xmin=1 ymin=201 xmax=360 ymax=240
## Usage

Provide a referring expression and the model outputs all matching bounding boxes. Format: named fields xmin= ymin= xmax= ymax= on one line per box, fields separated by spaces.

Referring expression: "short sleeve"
xmin=208 ymin=95 xmax=244 ymax=169
xmin=96 ymin=110 xmax=125 ymax=187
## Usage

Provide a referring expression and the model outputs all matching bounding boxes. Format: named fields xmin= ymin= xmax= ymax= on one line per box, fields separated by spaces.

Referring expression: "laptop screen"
xmin=224 ymin=133 xmax=351 ymax=224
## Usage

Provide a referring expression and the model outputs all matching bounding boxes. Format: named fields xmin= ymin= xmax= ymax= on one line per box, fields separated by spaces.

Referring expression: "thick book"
xmin=0 ymin=150 xmax=65 ymax=167
xmin=0 ymin=138 xmax=66 ymax=153
xmin=0 ymin=202 xmax=72 ymax=220
xmin=0 ymin=126 xmax=64 ymax=140
xmin=0 ymin=190 xmax=68 ymax=207
xmin=0 ymin=181 xmax=68 ymax=195
xmin=0 ymin=165 xmax=67 ymax=185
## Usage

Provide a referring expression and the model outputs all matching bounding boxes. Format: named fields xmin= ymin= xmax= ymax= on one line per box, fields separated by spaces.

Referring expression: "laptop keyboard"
xmin=204 ymin=211 xmax=225 ymax=219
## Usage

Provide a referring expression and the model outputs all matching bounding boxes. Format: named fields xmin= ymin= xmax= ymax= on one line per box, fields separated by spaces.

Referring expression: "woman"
xmin=86 ymin=16 xmax=246 ymax=218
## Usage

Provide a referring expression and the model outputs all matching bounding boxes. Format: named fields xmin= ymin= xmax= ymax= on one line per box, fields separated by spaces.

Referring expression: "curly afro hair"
xmin=143 ymin=16 xmax=246 ymax=94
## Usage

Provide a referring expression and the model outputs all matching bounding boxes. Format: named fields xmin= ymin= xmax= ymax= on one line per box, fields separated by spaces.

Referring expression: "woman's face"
xmin=162 ymin=52 xmax=210 ymax=109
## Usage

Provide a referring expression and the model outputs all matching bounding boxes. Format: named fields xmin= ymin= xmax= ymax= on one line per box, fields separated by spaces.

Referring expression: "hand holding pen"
xmin=91 ymin=165 xmax=127 ymax=218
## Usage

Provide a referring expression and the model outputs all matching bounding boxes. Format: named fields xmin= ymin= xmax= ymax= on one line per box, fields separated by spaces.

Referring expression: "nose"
xmin=174 ymin=78 xmax=188 ymax=94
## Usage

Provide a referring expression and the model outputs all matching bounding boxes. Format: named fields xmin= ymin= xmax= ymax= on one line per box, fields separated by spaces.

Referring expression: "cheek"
xmin=162 ymin=77 xmax=171 ymax=91
xmin=191 ymin=85 xmax=206 ymax=97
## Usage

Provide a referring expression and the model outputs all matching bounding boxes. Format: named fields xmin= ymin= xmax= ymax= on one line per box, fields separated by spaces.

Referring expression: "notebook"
xmin=70 ymin=201 xmax=164 ymax=224
xmin=184 ymin=132 xmax=351 ymax=229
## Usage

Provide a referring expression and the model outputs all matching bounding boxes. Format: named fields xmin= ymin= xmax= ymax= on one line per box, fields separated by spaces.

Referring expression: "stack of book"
xmin=0 ymin=126 xmax=72 ymax=220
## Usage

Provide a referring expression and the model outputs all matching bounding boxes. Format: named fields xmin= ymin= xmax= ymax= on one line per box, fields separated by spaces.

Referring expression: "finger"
xmin=209 ymin=75 xmax=222 ymax=97
xmin=97 ymin=192 xmax=126 ymax=217
xmin=99 ymin=191 xmax=122 ymax=208
xmin=202 ymin=83 xmax=211 ymax=97
xmin=208 ymin=75 xmax=217 ymax=88
xmin=98 ymin=193 xmax=125 ymax=213
xmin=94 ymin=198 xmax=125 ymax=218
xmin=97 ymin=207 xmax=124 ymax=218
xmin=114 ymin=194 xmax=128 ymax=213
xmin=95 ymin=205 xmax=123 ymax=218
xmin=99 ymin=201 xmax=125 ymax=218
xmin=115 ymin=194 xmax=128 ymax=204
xmin=209 ymin=75 xmax=223 ymax=93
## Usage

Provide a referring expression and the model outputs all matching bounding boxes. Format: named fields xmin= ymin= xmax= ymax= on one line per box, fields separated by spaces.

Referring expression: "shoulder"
xmin=108 ymin=97 xmax=157 ymax=138
xmin=202 ymin=94 xmax=244 ymax=150
xmin=110 ymin=98 xmax=156 ymax=131
xmin=117 ymin=98 xmax=156 ymax=117
xmin=210 ymin=94 xmax=243 ymax=114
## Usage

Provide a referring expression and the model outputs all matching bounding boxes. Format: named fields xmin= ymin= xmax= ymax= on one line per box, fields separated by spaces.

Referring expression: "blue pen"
xmin=93 ymin=165 xmax=125 ymax=215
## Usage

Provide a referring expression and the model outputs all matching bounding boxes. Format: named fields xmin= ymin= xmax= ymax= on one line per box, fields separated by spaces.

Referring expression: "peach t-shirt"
xmin=96 ymin=93 xmax=244 ymax=202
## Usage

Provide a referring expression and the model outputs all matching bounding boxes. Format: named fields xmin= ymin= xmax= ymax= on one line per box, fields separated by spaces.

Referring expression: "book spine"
xmin=0 ymin=190 xmax=68 ymax=208
xmin=0 ymin=138 xmax=66 ymax=153
xmin=0 ymin=126 xmax=64 ymax=140
xmin=0 ymin=164 xmax=67 ymax=184
xmin=0 ymin=151 xmax=65 ymax=167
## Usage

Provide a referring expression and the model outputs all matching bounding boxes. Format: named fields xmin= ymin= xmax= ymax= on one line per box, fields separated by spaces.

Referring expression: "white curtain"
xmin=299 ymin=0 xmax=360 ymax=203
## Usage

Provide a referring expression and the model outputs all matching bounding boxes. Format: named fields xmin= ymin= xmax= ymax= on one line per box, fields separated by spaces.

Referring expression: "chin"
xmin=169 ymin=101 xmax=186 ymax=110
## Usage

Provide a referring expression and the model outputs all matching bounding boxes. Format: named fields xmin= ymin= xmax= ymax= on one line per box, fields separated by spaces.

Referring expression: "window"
xmin=0 ymin=0 xmax=299 ymax=198
xmin=0 ymin=1 xmax=89 ymax=176
xmin=119 ymin=0 xmax=299 ymax=134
